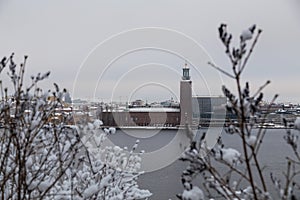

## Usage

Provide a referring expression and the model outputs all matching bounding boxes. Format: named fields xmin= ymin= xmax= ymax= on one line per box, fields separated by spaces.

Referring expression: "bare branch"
xmin=208 ymin=61 xmax=235 ymax=79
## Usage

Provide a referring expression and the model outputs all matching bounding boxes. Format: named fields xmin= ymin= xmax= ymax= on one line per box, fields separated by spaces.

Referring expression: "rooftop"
xmin=128 ymin=107 xmax=180 ymax=113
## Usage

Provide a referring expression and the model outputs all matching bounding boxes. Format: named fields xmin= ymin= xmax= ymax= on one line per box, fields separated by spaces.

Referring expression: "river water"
xmin=107 ymin=128 xmax=300 ymax=199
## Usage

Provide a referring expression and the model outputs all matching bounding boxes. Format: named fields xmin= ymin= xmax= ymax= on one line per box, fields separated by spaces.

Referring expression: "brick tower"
xmin=180 ymin=62 xmax=192 ymax=126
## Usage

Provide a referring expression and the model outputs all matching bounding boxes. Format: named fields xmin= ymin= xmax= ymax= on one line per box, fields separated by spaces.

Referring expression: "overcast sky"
xmin=0 ymin=0 xmax=299 ymax=103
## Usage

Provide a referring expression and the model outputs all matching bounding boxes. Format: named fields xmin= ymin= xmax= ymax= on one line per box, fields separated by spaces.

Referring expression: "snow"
xmin=221 ymin=148 xmax=241 ymax=165
xmin=104 ymin=127 xmax=116 ymax=134
xmin=63 ymin=141 xmax=71 ymax=155
xmin=83 ymin=184 xmax=98 ymax=198
xmin=127 ymin=188 xmax=152 ymax=199
xmin=205 ymin=176 xmax=232 ymax=197
xmin=132 ymin=140 xmax=139 ymax=151
xmin=113 ymin=146 xmax=122 ymax=154
xmin=241 ymin=29 xmax=253 ymax=41
xmin=38 ymin=179 xmax=52 ymax=192
xmin=121 ymin=157 xmax=127 ymax=169
xmin=182 ymin=186 xmax=204 ymax=200
xmin=100 ymin=174 xmax=112 ymax=189
xmin=26 ymin=157 xmax=33 ymax=168
xmin=109 ymin=127 xmax=116 ymax=134
xmin=30 ymin=119 xmax=40 ymax=130
xmin=247 ymin=135 xmax=257 ymax=146
xmin=28 ymin=180 xmax=38 ymax=191
xmin=93 ymin=134 xmax=106 ymax=146
xmin=294 ymin=117 xmax=300 ymax=130
xmin=129 ymin=107 xmax=180 ymax=112
xmin=88 ymin=122 xmax=94 ymax=130
xmin=93 ymin=119 xmax=103 ymax=128
xmin=104 ymin=128 xmax=109 ymax=134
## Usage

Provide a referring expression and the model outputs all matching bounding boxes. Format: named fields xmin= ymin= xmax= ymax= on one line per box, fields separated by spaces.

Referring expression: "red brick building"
xmin=101 ymin=107 xmax=180 ymax=127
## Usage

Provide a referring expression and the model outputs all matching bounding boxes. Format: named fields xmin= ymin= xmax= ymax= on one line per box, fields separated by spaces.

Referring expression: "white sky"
xmin=0 ymin=0 xmax=299 ymax=103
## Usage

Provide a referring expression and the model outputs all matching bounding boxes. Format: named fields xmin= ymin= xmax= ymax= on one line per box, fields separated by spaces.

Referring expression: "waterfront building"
xmin=99 ymin=63 xmax=227 ymax=128
xmin=192 ymin=96 xmax=227 ymax=127
xmin=101 ymin=107 xmax=180 ymax=127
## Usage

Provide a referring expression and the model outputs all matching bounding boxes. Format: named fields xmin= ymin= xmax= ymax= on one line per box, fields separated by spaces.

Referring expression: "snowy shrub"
xmin=177 ymin=24 xmax=299 ymax=200
xmin=66 ymin=125 xmax=151 ymax=199
xmin=294 ymin=117 xmax=300 ymax=131
xmin=0 ymin=54 xmax=151 ymax=199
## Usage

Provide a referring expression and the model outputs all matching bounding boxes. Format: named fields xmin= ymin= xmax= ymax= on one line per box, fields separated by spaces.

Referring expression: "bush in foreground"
xmin=178 ymin=24 xmax=300 ymax=200
xmin=0 ymin=54 xmax=151 ymax=199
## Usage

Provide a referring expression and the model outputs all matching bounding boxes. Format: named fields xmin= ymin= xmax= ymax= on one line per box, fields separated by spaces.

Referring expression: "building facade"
xmin=192 ymin=96 xmax=227 ymax=127
xmin=101 ymin=108 xmax=180 ymax=127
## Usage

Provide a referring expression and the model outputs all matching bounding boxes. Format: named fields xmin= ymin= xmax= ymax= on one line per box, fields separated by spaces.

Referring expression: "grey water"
xmin=107 ymin=128 xmax=300 ymax=199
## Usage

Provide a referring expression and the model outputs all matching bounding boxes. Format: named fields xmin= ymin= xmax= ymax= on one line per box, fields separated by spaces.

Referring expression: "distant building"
xmin=180 ymin=63 xmax=192 ymax=126
xmin=130 ymin=99 xmax=145 ymax=107
xmin=192 ymin=96 xmax=227 ymax=127
xmin=160 ymin=98 xmax=179 ymax=107
xmin=101 ymin=107 xmax=180 ymax=127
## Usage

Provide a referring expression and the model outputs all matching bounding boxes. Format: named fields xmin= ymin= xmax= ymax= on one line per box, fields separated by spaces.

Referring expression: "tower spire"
xmin=182 ymin=61 xmax=190 ymax=80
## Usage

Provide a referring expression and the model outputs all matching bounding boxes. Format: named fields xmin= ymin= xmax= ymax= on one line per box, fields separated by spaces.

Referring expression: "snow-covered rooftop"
xmin=129 ymin=107 xmax=180 ymax=112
